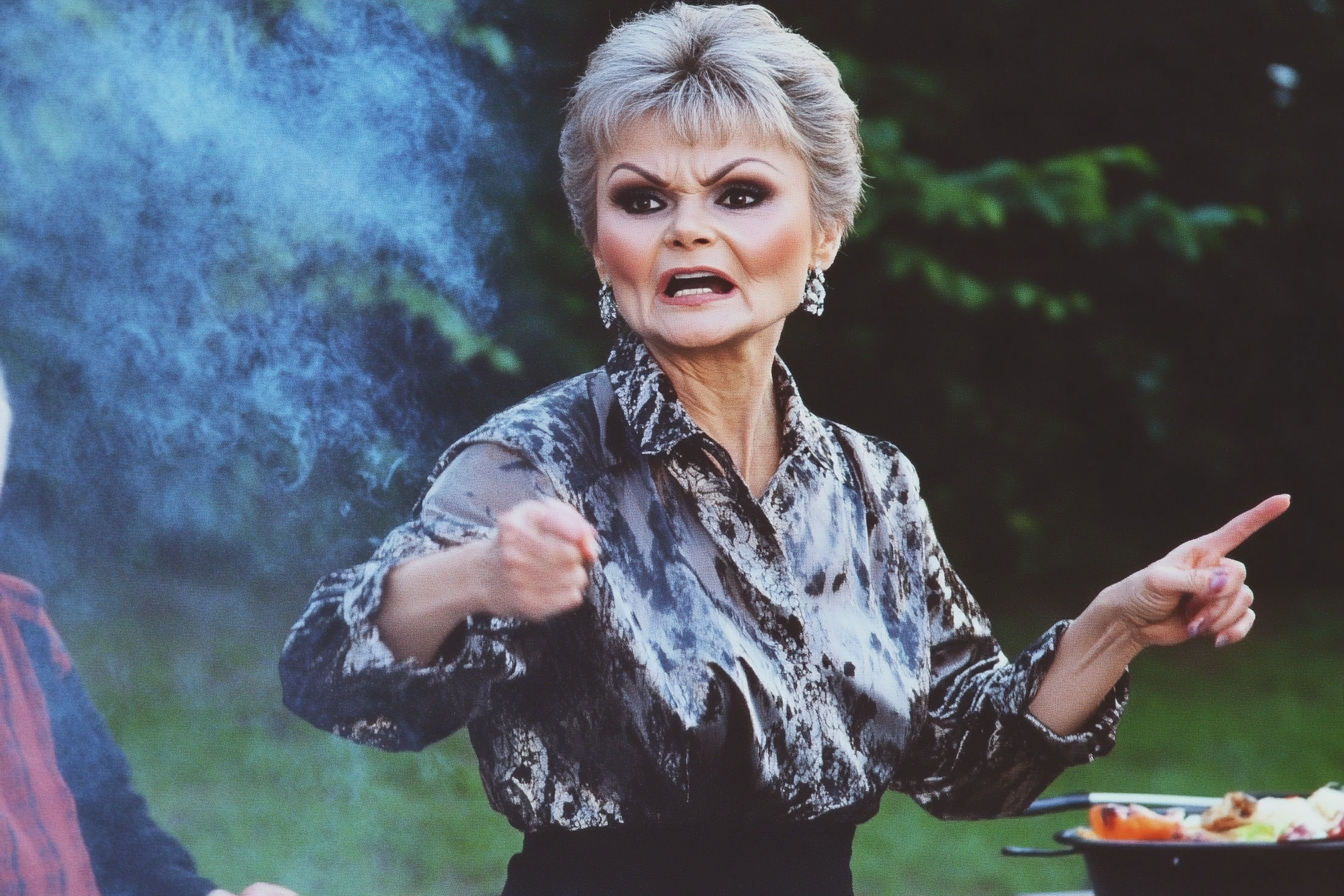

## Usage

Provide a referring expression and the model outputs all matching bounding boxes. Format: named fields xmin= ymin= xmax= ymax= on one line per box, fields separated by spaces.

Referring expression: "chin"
xmin=645 ymin=310 xmax=752 ymax=349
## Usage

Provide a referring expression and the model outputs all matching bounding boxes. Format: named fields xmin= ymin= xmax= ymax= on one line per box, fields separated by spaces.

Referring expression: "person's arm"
xmin=1028 ymin=494 xmax=1289 ymax=735
xmin=894 ymin=493 xmax=1287 ymax=819
xmin=21 ymin=615 xmax=217 ymax=896
xmin=885 ymin=455 xmax=1128 ymax=820
xmin=280 ymin=442 xmax=594 ymax=751
xmin=378 ymin=497 xmax=597 ymax=665
xmin=891 ymin=547 xmax=1127 ymax=820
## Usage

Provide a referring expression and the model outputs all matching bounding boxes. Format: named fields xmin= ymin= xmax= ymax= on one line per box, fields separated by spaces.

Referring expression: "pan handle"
xmin=1020 ymin=793 xmax=1094 ymax=815
xmin=1021 ymin=791 xmax=1222 ymax=816
xmin=1001 ymin=845 xmax=1078 ymax=858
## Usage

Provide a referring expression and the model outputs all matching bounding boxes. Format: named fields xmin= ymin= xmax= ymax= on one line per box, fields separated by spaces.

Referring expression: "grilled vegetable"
xmin=1088 ymin=803 xmax=1183 ymax=841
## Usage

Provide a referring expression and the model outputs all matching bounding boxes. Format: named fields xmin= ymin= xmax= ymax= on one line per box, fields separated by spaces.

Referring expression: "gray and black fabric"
xmin=281 ymin=331 xmax=1127 ymax=836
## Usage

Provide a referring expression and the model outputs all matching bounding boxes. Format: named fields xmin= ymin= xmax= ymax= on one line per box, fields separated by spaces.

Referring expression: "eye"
xmin=611 ymin=188 xmax=666 ymax=215
xmin=717 ymin=182 xmax=769 ymax=209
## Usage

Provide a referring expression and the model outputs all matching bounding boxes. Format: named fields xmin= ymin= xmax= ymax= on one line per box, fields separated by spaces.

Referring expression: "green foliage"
xmin=855 ymin=116 xmax=1257 ymax=319
xmin=1085 ymin=194 xmax=1265 ymax=260
xmin=294 ymin=265 xmax=522 ymax=374
xmin=880 ymin=243 xmax=1092 ymax=320
xmin=396 ymin=0 xmax=459 ymax=37
xmin=454 ymin=24 xmax=515 ymax=68
xmin=245 ymin=0 xmax=517 ymax=67
xmin=47 ymin=0 xmax=113 ymax=29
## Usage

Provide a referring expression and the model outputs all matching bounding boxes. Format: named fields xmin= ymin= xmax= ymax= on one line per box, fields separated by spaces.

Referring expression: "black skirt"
xmin=500 ymin=821 xmax=856 ymax=896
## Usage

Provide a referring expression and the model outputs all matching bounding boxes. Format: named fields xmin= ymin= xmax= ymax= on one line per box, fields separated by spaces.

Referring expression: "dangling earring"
xmin=598 ymin=280 xmax=617 ymax=329
xmin=802 ymin=267 xmax=826 ymax=316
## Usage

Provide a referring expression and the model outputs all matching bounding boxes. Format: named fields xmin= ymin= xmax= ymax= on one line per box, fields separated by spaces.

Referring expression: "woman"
xmin=279 ymin=5 xmax=1287 ymax=894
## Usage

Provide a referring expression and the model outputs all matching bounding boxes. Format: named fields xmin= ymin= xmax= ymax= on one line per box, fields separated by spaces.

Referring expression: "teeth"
xmin=667 ymin=273 xmax=727 ymax=298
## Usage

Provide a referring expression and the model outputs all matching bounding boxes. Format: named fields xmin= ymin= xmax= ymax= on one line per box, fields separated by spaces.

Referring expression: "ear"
xmin=812 ymin=220 xmax=844 ymax=271
xmin=588 ymin=237 xmax=610 ymax=280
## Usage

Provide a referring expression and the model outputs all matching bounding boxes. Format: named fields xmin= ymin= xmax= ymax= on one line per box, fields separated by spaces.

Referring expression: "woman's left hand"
xmin=1100 ymin=494 xmax=1291 ymax=650
xmin=1030 ymin=494 xmax=1289 ymax=735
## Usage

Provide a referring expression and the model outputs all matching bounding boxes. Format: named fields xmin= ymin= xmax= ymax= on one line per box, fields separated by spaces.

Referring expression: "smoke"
xmin=0 ymin=0 xmax=520 ymax=586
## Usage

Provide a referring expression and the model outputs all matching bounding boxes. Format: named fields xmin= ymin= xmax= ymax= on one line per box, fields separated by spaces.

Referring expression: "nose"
xmin=663 ymin=201 xmax=715 ymax=249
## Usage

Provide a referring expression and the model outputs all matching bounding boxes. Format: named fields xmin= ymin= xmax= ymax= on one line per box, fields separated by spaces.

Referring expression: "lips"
xmin=658 ymin=267 xmax=738 ymax=299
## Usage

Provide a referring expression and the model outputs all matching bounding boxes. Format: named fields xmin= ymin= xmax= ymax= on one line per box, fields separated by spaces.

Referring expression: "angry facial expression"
xmin=591 ymin=117 xmax=841 ymax=359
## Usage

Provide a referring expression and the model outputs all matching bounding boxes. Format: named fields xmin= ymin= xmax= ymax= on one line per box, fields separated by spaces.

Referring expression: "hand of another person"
xmin=486 ymin=496 xmax=600 ymax=621
xmin=1099 ymin=494 xmax=1290 ymax=650
xmin=207 ymin=885 xmax=301 ymax=896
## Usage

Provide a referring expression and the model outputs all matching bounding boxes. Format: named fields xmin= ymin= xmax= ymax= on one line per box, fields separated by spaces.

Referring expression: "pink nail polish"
xmin=1187 ymin=618 xmax=1205 ymax=638
xmin=1209 ymin=569 xmax=1228 ymax=593
xmin=1215 ymin=633 xmax=1230 ymax=648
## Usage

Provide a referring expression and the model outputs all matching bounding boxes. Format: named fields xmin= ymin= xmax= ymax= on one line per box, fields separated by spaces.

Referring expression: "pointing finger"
xmin=1186 ymin=494 xmax=1290 ymax=559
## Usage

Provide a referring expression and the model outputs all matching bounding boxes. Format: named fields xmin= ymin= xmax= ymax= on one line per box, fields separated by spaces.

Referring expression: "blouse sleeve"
xmin=279 ymin=442 xmax=555 ymax=752
xmin=891 ymin=478 xmax=1128 ymax=820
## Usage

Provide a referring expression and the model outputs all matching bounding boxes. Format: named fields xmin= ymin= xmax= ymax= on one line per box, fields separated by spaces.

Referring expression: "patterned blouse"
xmin=280 ymin=332 xmax=1126 ymax=832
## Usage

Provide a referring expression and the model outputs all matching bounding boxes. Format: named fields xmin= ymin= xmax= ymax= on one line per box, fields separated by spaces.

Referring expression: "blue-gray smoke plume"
xmin=0 ymin=0 xmax=519 ymax=585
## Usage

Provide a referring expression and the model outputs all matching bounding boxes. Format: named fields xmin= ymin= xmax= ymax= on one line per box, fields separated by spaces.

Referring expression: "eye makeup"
xmin=609 ymin=185 xmax=667 ymax=215
xmin=715 ymin=180 xmax=772 ymax=209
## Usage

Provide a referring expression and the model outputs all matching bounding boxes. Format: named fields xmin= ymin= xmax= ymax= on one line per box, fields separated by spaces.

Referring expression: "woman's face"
xmin=591 ymin=117 xmax=840 ymax=356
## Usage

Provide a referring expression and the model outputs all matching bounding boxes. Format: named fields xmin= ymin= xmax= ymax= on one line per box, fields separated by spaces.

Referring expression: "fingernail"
xmin=1187 ymin=618 xmax=1206 ymax=638
xmin=1215 ymin=633 xmax=1230 ymax=648
xmin=1209 ymin=569 xmax=1228 ymax=593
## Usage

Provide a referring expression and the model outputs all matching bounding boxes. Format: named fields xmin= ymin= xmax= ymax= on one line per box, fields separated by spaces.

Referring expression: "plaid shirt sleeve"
xmin=8 ymin=576 xmax=216 ymax=896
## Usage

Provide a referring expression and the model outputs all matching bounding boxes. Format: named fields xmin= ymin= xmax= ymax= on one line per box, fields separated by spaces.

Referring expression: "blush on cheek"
xmin=594 ymin=216 xmax=652 ymax=287
xmin=742 ymin=216 xmax=814 ymax=286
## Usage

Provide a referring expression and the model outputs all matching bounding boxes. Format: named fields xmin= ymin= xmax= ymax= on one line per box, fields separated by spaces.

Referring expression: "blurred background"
xmin=1 ymin=0 xmax=1340 ymax=893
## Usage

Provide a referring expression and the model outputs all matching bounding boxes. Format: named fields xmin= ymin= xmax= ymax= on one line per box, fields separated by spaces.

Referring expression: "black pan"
xmin=1003 ymin=792 xmax=1344 ymax=896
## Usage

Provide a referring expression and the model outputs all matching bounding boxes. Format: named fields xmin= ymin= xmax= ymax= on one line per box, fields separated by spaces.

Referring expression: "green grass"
xmin=56 ymin=583 xmax=1343 ymax=896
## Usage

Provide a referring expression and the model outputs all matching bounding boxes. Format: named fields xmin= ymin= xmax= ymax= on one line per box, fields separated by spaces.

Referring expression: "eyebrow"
xmin=606 ymin=157 xmax=779 ymax=187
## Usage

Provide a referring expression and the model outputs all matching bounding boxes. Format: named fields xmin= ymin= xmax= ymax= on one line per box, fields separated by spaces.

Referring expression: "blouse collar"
xmin=603 ymin=331 xmax=828 ymax=465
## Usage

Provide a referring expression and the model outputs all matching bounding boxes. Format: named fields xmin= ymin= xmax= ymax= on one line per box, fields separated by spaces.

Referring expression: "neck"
xmin=644 ymin=331 xmax=782 ymax=497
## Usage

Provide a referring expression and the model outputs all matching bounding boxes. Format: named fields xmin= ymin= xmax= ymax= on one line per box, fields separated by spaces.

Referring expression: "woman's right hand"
xmin=379 ymin=497 xmax=599 ymax=664
xmin=486 ymin=497 xmax=600 ymax=621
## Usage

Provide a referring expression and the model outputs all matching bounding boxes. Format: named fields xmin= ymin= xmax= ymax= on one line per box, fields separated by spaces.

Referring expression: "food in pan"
xmin=1087 ymin=802 xmax=1184 ymax=841
xmin=1085 ymin=784 xmax=1344 ymax=843
xmin=1199 ymin=790 xmax=1258 ymax=832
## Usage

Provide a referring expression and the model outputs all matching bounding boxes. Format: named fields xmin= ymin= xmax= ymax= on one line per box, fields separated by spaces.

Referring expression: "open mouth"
xmin=661 ymin=270 xmax=737 ymax=299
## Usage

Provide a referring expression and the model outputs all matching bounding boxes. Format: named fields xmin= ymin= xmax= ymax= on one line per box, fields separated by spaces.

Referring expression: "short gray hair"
xmin=559 ymin=3 xmax=863 ymax=248
xmin=0 ymin=365 xmax=10 ymax=497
